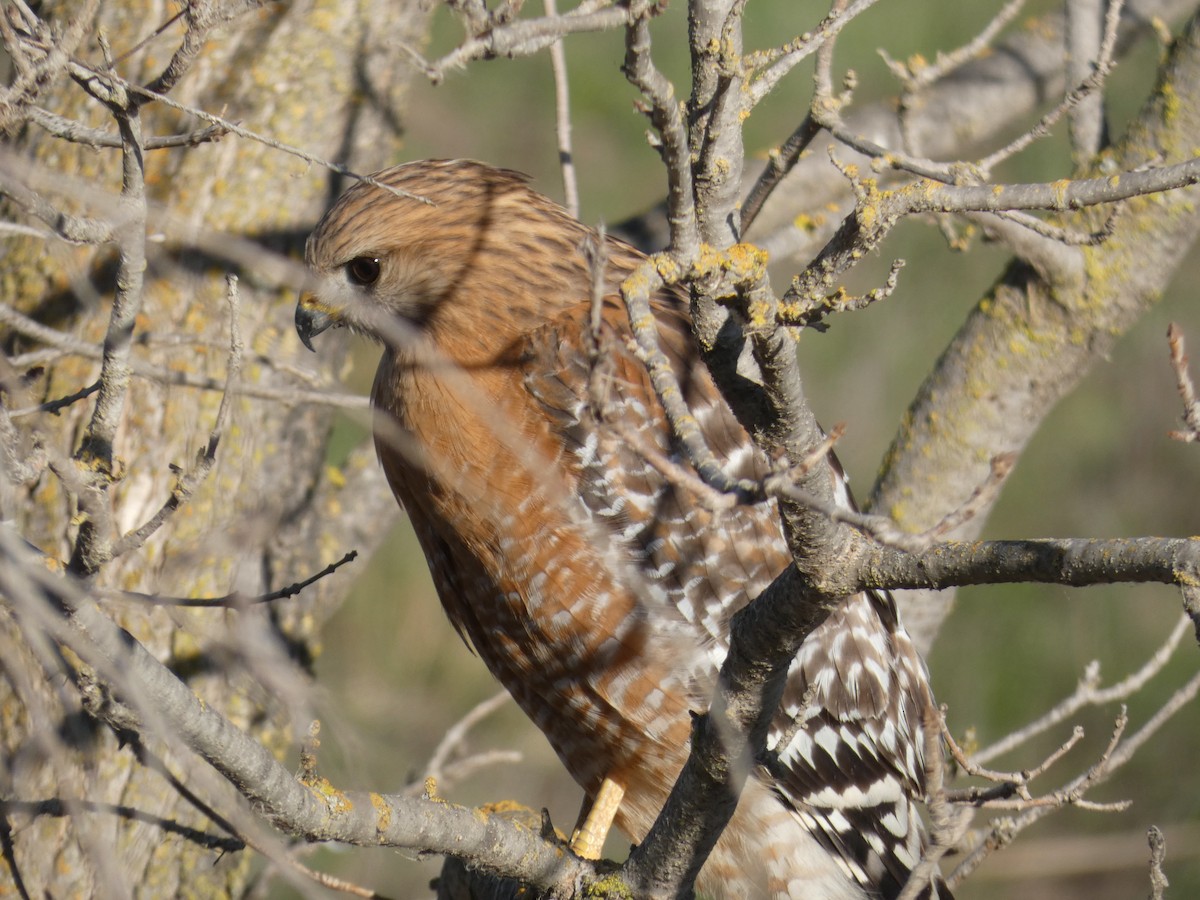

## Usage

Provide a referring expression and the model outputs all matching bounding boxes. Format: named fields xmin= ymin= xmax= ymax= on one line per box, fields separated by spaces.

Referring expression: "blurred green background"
xmin=278 ymin=2 xmax=1200 ymax=897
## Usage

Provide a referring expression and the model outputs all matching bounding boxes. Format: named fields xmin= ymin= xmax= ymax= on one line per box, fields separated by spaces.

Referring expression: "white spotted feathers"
xmin=302 ymin=159 xmax=949 ymax=900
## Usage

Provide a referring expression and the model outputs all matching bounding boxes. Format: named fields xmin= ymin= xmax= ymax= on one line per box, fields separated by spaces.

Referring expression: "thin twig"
xmin=950 ymin=669 xmax=1200 ymax=887
xmin=64 ymin=76 xmax=150 ymax=574
xmin=1167 ymin=322 xmax=1200 ymax=441
xmin=620 ymin=262 xmax=760 ymax=503
xmin=949 ymin=709 xmax=1133 ymax=885
xmin=0 ymin=796 xmax=244 ymax=853
xmin=977 ymin=0 xmax=1125 ymax=173
xmin=109 ymin=274 xmax=244 ymax=560
xmin=975 ymin=614 xmax=1193 ymax=765
xmin=777 ymin=258 xmax=905 ymax=329
xmin=923 ymin=452 xmax=1015 ymax=539
xmin=112 ymin=551 xmax=360 ymax=608
xmin=609 ymin=418 xmax=739 ymax=511
xmin=897 ymin=703 xmax=972 ymax=900
xmin=944 ymin=722 xmax=1086 ymax=807
xmin=1182 ymin=584 xmax=1200 ymax=645
xmin=419 ymin=0 xmax=642 ymax=82
xmin=622 ymin=8 xmax=699 ymax=257
xmin=767 ymin=450 xmax=1011 ymax=553
xmin=544 ymin=0 xmax=579 ymax=217
xmin=26 ymin=380 xmax=101 ymax=416
xmin=980 ymin=205 xmax=1119 ymax=246
xmin=142 ymin=1 xmax=220 ymax=97
xmin=1103 ymin=671 xmax=1200 ymax=773
xmin=269 ymin=856 xmax=392 ymax=900
xmin=740 ymin=114 xmax=820 ymax=233
xmin=29 ymin=106 xmax=228 ymax=150
xmin=884 ymin=0 xmax=1027 ymax=100
xmin=12 ymin=45 xmax=431 ymax=204
xmin=126 ymin=737 xmax=246 ymax=852
xmin=110 ymin=7 xmax=185 ymax=65
xmin=1147 ymin=825 xmax=1169 ymax=900
xmin=0 ymin=220 xmax=59 ymax=240
xmin=582 ymin=226 xmax=609 ymax=369
xmin=748 ymin=0 xmax=884 ymax=106
xmin=422 ymin=691 xmax=516 ymax=787
xmin=0 ymin=164 xmax=116 ymax=243
xmin=435 ymin=750 xmax=525 ymax=792
xmin=0 ymin=302 xmax=368 ymax=413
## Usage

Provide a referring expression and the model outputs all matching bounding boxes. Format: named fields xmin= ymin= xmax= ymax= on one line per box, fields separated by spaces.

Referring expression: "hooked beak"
xmin=295 ymin=292 xmax=334 ymax=352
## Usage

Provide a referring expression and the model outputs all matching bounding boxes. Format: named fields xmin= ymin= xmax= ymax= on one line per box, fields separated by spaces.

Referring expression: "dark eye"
xmin=346 ymin=256 xmax=381 ymax=286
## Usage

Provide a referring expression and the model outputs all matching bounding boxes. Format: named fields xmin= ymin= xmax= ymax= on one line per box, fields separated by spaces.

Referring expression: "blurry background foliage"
xmin=289 ymin=1 xmax=1200 ymax=897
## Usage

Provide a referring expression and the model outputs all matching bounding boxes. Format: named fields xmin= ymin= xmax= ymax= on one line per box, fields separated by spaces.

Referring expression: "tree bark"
xmin=870 ymin=11 xmax=1200 ymax=652
xmin=0 ymin=2 xmax=431 ymax=895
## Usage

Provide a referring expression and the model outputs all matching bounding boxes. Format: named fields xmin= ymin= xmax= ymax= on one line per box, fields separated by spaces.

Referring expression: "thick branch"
xmin=622 ymin=566 xmax=826 ymax=898
xmin=870 ymin=10 xmax=1200 ymax=650
xmin=0 ymin=530 xmax=592 ymax=897
xmin=864 ymin=537 xmax=1200 ymax=596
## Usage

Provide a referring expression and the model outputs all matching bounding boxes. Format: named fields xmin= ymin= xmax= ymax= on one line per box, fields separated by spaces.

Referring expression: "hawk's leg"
xmin=569 ymin=776 xmax=625 ymax=859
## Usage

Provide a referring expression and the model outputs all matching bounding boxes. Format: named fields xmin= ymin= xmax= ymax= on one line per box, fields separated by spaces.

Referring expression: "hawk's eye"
xmin=346 ymin=256 xmax=381 ymax=286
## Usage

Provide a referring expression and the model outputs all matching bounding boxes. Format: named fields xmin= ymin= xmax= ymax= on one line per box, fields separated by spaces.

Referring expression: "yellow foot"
xmin=569 ymin=776 xmax=625 ymax=860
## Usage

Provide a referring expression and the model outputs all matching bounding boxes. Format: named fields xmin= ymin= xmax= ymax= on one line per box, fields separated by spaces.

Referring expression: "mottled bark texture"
xmin=870 ymin=11 xmax=1200 ymax=652
xmin=0 ymin=2 xmax=430 ymax=896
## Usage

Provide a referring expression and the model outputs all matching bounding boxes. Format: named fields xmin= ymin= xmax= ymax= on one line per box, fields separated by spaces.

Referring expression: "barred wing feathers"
xmin=517 ymin=291 xmax=944 ymax=898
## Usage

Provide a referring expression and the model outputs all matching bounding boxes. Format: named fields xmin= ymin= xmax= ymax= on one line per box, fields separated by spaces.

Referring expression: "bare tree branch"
xmin=0 ymin=530 xmax=595 ymax=897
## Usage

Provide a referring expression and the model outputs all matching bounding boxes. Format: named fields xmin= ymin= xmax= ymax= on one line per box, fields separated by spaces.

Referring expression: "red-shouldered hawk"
xmin=297 ymin=159 xmax=949 ymax=899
